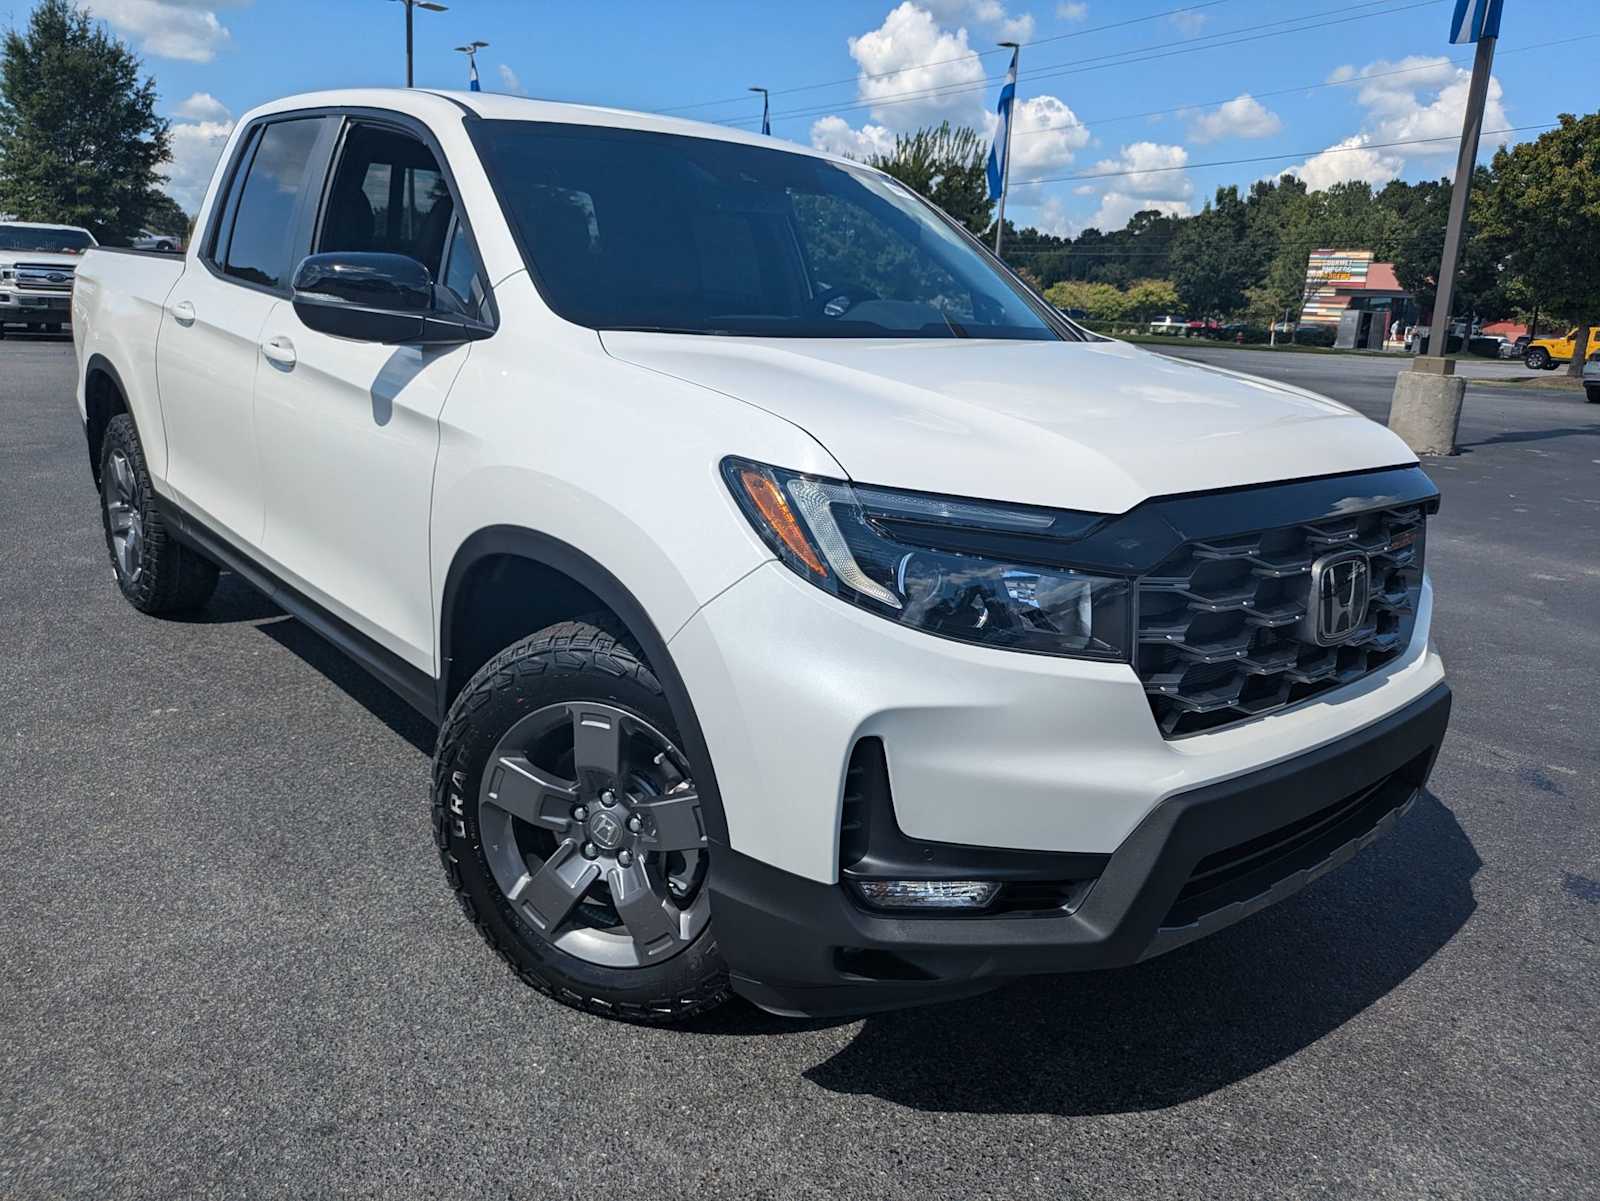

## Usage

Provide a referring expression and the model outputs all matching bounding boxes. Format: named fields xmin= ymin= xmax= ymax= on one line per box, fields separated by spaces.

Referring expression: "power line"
xmin=1005 ymin=122 xmax=1553 ymax=189
xmin=652 ymin=0 xmax=1241 ymax=116
xmin=719 ymin=0 xmax=1439 ymax=129
xmin=1006 ymin=32 xmax=1599 ymax=143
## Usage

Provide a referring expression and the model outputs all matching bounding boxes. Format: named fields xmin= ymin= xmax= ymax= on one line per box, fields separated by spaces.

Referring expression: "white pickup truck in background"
xmin=72 ymin=88 xmax=1451 ymax=1024
xmin=0 ymin=220 xmax=95 ymax=336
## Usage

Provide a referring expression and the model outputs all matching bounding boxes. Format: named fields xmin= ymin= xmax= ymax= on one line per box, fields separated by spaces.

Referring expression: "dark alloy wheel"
xmin=98 ymin=414 xmax=219 ymax=614
xmin=433 ymin=618 xmax=731 ymax=1023
xmin=1525 ymin=347 xmax=1552 ymax=370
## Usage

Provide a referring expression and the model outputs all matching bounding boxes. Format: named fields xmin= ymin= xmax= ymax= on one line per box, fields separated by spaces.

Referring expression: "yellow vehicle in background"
xmin=1524 ymin=325 xmax=1600 ymax=370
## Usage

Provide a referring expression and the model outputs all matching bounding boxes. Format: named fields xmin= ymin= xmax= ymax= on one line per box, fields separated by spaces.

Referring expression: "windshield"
xmin=471 ymin=121 xmax=1063 ymax=340
xmin=0 ymin=226 xmax=95 ymax=254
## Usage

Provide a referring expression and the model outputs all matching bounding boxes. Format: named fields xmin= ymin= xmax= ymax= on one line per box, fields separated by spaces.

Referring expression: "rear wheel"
xmin=433 ymin=618 xmax=730 ymax=1023
xmin=1586 ymin=385 xmax=1599 ymax=404
xmin=99 ymin=414 xmax=218 ymax=614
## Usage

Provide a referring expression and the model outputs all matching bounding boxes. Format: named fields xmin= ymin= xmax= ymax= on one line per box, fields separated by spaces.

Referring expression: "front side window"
xmin=319 ymin=123 xmax=454 ymax=278
xmin=221 ymin=117 xmax=326 ymax=289
xmin=471 ymin=121 xmax=1063 ymax=341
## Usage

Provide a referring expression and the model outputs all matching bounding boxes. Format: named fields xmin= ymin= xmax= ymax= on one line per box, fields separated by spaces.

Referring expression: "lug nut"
xmin=600 ymin=790 xmax=616 ymax=807
xmin=626 ymin=815 xmax=642 ymax=833
xmin=581 ymin=842 xmax=599 ymax=860
xmin=572 ymin=805 xmax=588 ymax=822
xmin=617 ymin=850 xmax=633 ymax=867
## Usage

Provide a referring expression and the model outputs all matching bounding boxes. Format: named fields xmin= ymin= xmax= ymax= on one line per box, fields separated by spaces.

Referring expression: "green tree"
xmin=142 ymin=192 xmax=193 ymax=240
xmin=1123 ymin=278 xmax=1179 ymax=325
xmin=0 ymin=0 xmax=172 ymax=244
xmin=1169 ymin=186 xmax=1253 ymax=317
xmin=1476 ymin=112 xmax=1600 ymax=375
xmin=866 ymin=122 xmax=993 ymax=237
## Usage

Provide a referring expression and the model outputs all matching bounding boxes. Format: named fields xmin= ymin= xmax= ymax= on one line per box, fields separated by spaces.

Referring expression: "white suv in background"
xmin=72 ymin=90 xmax=1451 ymax=1022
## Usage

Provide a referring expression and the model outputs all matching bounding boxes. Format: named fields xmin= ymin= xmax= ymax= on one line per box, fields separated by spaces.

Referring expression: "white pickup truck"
xmin=0 ymin=220 xmax=95 ymax=335
xmin=72 ymin=89 xmax=1451 ymax=1023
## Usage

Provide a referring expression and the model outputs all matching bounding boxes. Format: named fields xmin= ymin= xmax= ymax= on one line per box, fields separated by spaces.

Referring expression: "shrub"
xmin=1293 ymin=324 xmax=1337 ymax=347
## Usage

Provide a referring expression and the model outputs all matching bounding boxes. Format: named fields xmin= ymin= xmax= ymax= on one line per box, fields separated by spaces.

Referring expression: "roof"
xmin=0 ymin=220 xmax=93 ymax=233
xmin=239 ymin=87 xmax=853 ymax=166
xmin=1330 ymin=261 xmax=1407 ymax=294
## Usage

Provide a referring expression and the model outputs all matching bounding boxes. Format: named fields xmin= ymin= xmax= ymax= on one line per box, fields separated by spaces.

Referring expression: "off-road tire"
xmin=1525 ymin=347 xmax=1552 ymax=370
xmin=432 ymin=616 xmax=732 ymax=1024
xmin=98 ymin=414 xmax=219 ymax=614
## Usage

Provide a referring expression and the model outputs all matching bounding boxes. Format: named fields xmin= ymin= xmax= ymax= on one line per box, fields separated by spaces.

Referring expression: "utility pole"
xmin=1387 ymin=0 xmax=1503 ymax=456
xmin=990 ymin=42 xmax=1019 ymax=256
xmin=389 ymin=0 xmax=449 ymax=87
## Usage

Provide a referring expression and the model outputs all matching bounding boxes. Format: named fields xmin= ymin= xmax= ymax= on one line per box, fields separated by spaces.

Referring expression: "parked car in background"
xmin=131 ymin=229 xmax=182 ymax=252
xmin=1525 ymin=326 xmax=1600 ymax=370
xmin=72 ymin=88 xmax=1452 ymax=1024
xmin=1148 ymin=313 xmax=1187 ymax=335
xmin=1185 ymin=318 xmax=1221 ymax=339
xmin=1499 ymin=334 xmax=1530 ymax=359
xmin=0 ymin=220 xmax=95 ymax=336
xmin=1584 ymin=354 xmax=1599 ymax=403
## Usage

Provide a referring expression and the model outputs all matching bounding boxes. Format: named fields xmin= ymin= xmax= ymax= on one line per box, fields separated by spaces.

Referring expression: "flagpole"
xmin=993 ymin=43 xmax=1019 ymax=256
xmin=1425 ymin=31 xmax=1496 ymax=356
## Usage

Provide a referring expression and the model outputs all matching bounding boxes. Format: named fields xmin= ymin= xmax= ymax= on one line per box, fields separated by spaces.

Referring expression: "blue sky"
xmin=34 ymin=0 xmax=1590 ymax=232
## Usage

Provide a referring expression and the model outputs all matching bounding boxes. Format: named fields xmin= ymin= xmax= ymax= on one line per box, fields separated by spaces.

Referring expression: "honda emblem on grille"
xmin=1302 ymin=551 xmax=1370 ymax=646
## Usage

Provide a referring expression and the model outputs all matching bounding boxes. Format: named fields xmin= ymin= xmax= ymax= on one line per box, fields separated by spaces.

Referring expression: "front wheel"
xmin=1525 ymin=347 xmax=1552 ymax=370
xmin=432 ymin=618 xmax=731 ymax=1024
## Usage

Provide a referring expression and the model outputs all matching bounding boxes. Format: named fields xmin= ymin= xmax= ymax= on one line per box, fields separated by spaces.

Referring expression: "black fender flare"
xmin=82 ymin=352 xmax=136 ymax=481
xmin=438 ymin=525 xmax=732 ymax=847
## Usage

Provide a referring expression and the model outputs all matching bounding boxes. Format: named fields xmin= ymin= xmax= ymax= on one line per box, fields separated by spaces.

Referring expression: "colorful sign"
xmin=1300 ymin=250 xmax=1374 ymax=326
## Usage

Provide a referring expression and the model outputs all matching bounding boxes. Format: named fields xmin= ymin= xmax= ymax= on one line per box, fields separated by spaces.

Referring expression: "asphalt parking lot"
xmin=3 ymin=334 xmax=1597 ymax=1200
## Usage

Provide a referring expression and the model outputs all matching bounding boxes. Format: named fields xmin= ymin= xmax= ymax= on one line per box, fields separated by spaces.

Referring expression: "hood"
xmin=0 ymin=249 xmax=84 ymax=272
xmin=600 ymin=334 xmax=1417 ymax=514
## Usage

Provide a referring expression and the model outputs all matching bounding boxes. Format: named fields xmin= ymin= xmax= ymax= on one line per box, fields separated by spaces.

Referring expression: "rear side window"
xmin=220 ymin=118 xmax=326 ymax=289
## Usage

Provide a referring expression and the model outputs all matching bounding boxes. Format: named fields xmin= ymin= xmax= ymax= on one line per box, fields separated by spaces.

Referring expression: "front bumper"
xmin=0 ymin=290 xmax=71 ymax=319
xmin=710 ymin=681 xmax=1450 ymax=1017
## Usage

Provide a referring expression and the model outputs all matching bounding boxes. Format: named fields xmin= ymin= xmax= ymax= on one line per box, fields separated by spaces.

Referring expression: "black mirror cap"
xmin=292 ymin=251 xmax=434 ymax=312
xmin=290 ymin=251 xmax=494 ymax=346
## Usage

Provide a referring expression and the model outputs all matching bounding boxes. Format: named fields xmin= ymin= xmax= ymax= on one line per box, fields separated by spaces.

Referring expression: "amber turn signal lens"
xmin=738 ymin=467 xmax=828 ymax=577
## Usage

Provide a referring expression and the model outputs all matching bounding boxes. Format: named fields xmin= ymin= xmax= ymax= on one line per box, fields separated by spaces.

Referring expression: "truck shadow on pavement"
xmin=796 ymin=794 xmax=1478 ymax=1116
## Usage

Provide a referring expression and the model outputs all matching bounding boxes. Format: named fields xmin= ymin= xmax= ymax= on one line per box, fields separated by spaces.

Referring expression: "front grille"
xmin=1161 ymin=750 xmax=1430 ymax=928
xmin=13 ymin=263 xmax=76 ymax=293
xmin=1137 ymin=503 xmax=1426 ymax=737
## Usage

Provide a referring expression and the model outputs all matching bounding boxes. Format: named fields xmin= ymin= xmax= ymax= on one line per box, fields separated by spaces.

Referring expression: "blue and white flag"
xmin=985 ymin=46 xmax=1018 ymax=202
xmin=1449 ymin=0 xmax=1503 ymax=44
xmin=468 ymin=57 xmax=481 ymax=91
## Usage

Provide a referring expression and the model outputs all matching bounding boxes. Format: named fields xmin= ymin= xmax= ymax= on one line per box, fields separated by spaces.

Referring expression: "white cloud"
xmin=922 ymin=0 xmax=1035 ymax=43
xmin=497 ymin=64 xmax=527 ymax=95
xmin=809 ymin=115 xmax=898 ymax=159
xmin=1187 ymin=93 xmax=1282 ymax=143
xmin=1278 ymin=55 xmax=1510 ymax=191
xmin=849 ymin=3 xmax=989 ymax=129
xmin=1072 ymin=184 xmax=1095 ymax=195
xmin=83 ymin=0 xmax=246 ymax=63
xmin=1079 ymin=142 xmax=1193 ymax=231
xmin=1089 ymin=141 xmax=1193 ymax=201
xmin=1168 ymin=10 xmax=1209 ymax=37
xmin=1090 ymin=194 xmax=1191 ymax=232
xmin=171 ymin=91 xmax=229 ymax=122
xmin=1057 ymin=2 xmax=1089 ymax=21
xmin=1277 ymin=134 xmax=1404 ymax=191
xmin=163 ymin=105 xmax=234 ymax=213
xmin=1014 ymin=194 xmax=1079 ymax=239
xmin=1004 ymin=94 xmax=1092 ymax=176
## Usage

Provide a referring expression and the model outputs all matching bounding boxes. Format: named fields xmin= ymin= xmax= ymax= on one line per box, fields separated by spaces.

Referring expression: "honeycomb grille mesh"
xmin=1137 ymin=504 xmax=1426 ymax=737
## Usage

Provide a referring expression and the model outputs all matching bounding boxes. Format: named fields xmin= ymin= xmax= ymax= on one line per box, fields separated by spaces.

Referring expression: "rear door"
xmin=253 ymin=116 xmax=492 ymax=671
xmin=158 ymin=115 xmax=336 ymax=546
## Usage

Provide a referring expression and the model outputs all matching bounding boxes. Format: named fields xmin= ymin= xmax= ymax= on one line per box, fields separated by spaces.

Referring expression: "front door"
xmin=252 ymin=119 xmax=492 ymax=672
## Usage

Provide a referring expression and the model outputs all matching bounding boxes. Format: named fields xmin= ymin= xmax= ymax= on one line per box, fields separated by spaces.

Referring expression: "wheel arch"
xmin=83 ymin=353 xmax=134 ymax=485
xmin=438 ymin=525 xmax=731 ymax=846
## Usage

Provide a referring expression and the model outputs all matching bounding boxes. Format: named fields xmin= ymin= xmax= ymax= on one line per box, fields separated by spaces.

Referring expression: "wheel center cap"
xmin=588 ymin=810 xmax=625 ymax=850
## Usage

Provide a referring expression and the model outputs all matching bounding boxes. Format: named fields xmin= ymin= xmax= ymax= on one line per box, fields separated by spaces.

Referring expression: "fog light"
xmin=851 ymin=879 xmax=1001 ymax=910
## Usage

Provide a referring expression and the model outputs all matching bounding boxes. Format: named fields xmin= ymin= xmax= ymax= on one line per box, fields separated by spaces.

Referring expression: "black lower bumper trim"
xmin=709 ymin=681 xmax=1451 ymax=1018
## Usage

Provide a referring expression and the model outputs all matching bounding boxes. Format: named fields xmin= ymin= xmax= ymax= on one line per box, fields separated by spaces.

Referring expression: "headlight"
xmin=722 ymin=457 xmax=1130 ymax=660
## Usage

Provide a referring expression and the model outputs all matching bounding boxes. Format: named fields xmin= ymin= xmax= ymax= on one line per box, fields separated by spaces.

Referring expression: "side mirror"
xmin=290 ymin=252 xmax=492 ymax=346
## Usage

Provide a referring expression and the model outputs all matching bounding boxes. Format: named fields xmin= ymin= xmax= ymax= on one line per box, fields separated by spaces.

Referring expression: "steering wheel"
xmin=812 ymin=285 xmax=879 ymax=319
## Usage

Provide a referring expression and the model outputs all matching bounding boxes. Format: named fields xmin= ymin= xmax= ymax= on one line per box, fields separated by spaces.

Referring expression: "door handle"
xmin=261 ymin=335 xmax=297 ymax=368
xmin=170 ymin=300 xmax=196 ymax=326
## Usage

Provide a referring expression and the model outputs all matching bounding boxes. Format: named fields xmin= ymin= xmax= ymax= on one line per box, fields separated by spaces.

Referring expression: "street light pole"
xmin=455 ymin=40 xmax=489 ymax=91
xmin=388 ymin=0 xmax=449 ymax=87
xmin=749 ymin=86 xmax=770 ymax=136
